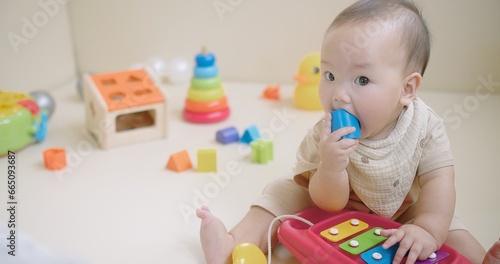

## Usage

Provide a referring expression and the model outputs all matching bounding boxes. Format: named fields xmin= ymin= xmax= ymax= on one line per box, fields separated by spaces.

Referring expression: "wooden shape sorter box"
xmin=83 ymin=68 xmax=167 ymax=149
xmin=277 ymin=207 xmax=472 ymax=264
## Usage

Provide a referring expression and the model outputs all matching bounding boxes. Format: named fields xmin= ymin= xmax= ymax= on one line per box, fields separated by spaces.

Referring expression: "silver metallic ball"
xmin=30 ymin=91 xmax=55 ymax=119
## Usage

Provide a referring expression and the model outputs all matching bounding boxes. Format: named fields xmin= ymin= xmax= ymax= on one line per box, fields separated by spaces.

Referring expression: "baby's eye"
xmin=324 ymin=71 xmax=335 ymax=81
xmin=354 ymin=76 xmax=369 ymax=86
xmin=312 ymin=67 xmax=320 ymax=74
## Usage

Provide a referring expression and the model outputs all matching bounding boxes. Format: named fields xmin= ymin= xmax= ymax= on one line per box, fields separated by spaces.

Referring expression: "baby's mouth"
xmin=331 ymin=109 xmax=362 ymax=139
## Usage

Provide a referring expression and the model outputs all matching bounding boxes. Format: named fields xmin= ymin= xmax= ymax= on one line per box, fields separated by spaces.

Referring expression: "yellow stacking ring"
xmin=190 ymin=76 xmax=221 ymax=90
xmin=185 ymin=96 xmax=228 ymax=113
xmin=187 ymin=85 xmax=225 ymax=102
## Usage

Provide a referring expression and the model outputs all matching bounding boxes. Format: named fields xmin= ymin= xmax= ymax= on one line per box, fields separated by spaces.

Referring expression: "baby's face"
xmin=319 ymin=23 xmax=409 ymax=140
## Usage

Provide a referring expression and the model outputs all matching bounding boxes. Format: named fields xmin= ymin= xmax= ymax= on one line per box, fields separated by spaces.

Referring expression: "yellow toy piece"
xmin=320 ymin=218 xmax=369 ymax=243
xmin=197 ymin=149 xmax=217 ymax=172
xmin=0 ymin=91 xmax=30 ymax=116
xmin=293 ymin=53 xmax=322 ymax=111
xmin=232 ymin=243 xmax=267 ymax=264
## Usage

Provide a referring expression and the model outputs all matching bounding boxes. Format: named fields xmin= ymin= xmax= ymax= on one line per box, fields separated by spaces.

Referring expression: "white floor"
xmin=0 ymin=81 xmax=499 ymax=264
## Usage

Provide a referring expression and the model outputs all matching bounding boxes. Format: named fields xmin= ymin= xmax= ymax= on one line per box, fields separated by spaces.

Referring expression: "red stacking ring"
xmin=183 ymin=107 xmax=230 ymax=123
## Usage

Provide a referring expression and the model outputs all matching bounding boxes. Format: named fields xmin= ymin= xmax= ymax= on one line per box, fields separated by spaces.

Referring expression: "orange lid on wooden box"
xmin=91 ymin=69 xmax=164 ymax=111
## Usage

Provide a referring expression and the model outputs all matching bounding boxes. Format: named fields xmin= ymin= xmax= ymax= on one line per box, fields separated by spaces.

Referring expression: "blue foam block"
xmin=331 ymin=109 xmax=361 ymax=139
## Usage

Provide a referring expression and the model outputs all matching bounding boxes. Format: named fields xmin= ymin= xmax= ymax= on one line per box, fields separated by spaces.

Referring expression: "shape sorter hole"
xmin=102 ymin=79 xmax=116 ymax=86
xmin=133 ymin=88 xmax=152 ymax=97
xmin=116 ymin=110 xmax=155 ymax=132
xmin=109 ymin=92 xmax=126 ymax=101
xmin=127 ymin=75 xmax=142 ymax=83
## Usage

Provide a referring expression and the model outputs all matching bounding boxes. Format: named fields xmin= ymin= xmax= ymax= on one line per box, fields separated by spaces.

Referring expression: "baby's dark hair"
xmin=329 ymin=0 xmax=431 ymax=76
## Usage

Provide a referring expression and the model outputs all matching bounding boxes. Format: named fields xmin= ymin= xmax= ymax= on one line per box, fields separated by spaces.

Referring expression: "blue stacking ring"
xmin=194 ymin=65 xmax=218 ymax=79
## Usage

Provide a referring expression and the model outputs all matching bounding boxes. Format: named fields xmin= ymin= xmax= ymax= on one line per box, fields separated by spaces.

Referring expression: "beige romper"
xmin=253 ymin=98 xmax=466 ymax=230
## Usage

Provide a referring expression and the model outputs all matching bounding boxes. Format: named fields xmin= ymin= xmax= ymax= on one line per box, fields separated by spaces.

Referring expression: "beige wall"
xmin=1 ymin=1 xmax=499 ymax=94
xmin=420 ymin=0 xmax=500 ymax=94
xmin=67 ymin=0 xmax=500 ymax=94
xmin=0 ymin=0 xmax=77 ymax=93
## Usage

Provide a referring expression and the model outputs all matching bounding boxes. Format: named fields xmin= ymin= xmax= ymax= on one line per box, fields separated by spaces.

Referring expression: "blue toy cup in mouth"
xmin=330 ymin=109 xmax=361 ymax=139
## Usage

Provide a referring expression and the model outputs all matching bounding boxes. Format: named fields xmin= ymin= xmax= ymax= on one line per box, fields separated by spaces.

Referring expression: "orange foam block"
xmin=166 ymin=150 xmax=192 ymax=172
xmin=43 ymin=148 xmax=67 ymax=170
xmin=262 ymin=85 xmax=280 ymax=100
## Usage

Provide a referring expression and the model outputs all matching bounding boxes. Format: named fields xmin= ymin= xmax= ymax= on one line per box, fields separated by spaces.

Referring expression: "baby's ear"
xmin=400 ymin=72 xmax=422 ymax=106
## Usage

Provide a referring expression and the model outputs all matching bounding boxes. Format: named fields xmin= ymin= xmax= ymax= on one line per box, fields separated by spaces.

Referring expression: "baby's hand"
xmin=318 ymin=113 xmax=359 ymax=174
xmin=381 ymin=224 xmax=439 ymax=264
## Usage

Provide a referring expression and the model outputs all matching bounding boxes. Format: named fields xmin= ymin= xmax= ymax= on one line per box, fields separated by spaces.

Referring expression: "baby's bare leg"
xmin=197 ymin=205 xmax=277 ymax=264
xmin=230 ymin=206 xmax=280 ymax=253
xmin=197 ymin=206 xmax=234 ymax=264
xmin=197 ymin=178 xmax=313 ymax=263
xmin=446 ymin=229 xmax=486 ymax=264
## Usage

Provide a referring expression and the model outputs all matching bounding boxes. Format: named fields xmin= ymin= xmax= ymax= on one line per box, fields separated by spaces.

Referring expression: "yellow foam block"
xmin=197 ymin=149 xmax=217 ymax=172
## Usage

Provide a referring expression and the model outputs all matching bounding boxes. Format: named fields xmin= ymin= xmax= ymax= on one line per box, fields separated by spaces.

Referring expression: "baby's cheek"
xmin=357 ymin=119 xmax=369 ymax=137
xmin=359 ymin=126 xmax=367 ymax=138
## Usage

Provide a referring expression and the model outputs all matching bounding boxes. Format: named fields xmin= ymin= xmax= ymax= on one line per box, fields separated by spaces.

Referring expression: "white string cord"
xmin=267 ymin=214 xmax=314 ymax=264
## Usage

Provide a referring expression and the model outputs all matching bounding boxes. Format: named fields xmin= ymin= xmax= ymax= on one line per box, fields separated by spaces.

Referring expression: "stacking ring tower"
xmin=183 ymin=48 xmax=230 ymax=123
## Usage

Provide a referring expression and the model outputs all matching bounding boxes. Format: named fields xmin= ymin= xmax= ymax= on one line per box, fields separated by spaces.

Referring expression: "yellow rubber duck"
xmin=293 ymin=53 xmax=322 ymax=110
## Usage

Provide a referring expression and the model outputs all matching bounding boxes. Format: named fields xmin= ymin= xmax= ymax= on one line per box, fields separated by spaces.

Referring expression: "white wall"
xmin=0 ymin=0 xmax=77 ymax=93
xmin=67 ymin=0 xmax=500 ymax=93
xmin=1 ymin=0 xmax=499 ymax=94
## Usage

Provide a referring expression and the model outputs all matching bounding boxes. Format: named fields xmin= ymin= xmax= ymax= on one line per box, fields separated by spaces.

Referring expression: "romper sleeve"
xmin=293 ymin=118 xmax=324 ymax=188
xmin=417 ymin=107 xmax=455 ymax=176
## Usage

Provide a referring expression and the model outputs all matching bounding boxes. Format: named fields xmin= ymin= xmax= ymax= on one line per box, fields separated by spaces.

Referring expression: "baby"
xmin=197 ymin=0 xmax=500 ymax=263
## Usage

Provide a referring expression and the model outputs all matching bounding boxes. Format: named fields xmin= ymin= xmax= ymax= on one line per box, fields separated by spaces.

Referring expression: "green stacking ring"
xmin=190 ymin=76 xmax=221 ymax=90
xmin=188 ymin=85 xmax=225 ymax=102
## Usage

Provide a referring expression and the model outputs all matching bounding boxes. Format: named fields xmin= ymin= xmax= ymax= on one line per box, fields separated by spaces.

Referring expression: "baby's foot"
xmin=484 ymin=240 xmax=500 ymax=264
xmin=197 ymin=206 xmax=235 ymax=264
